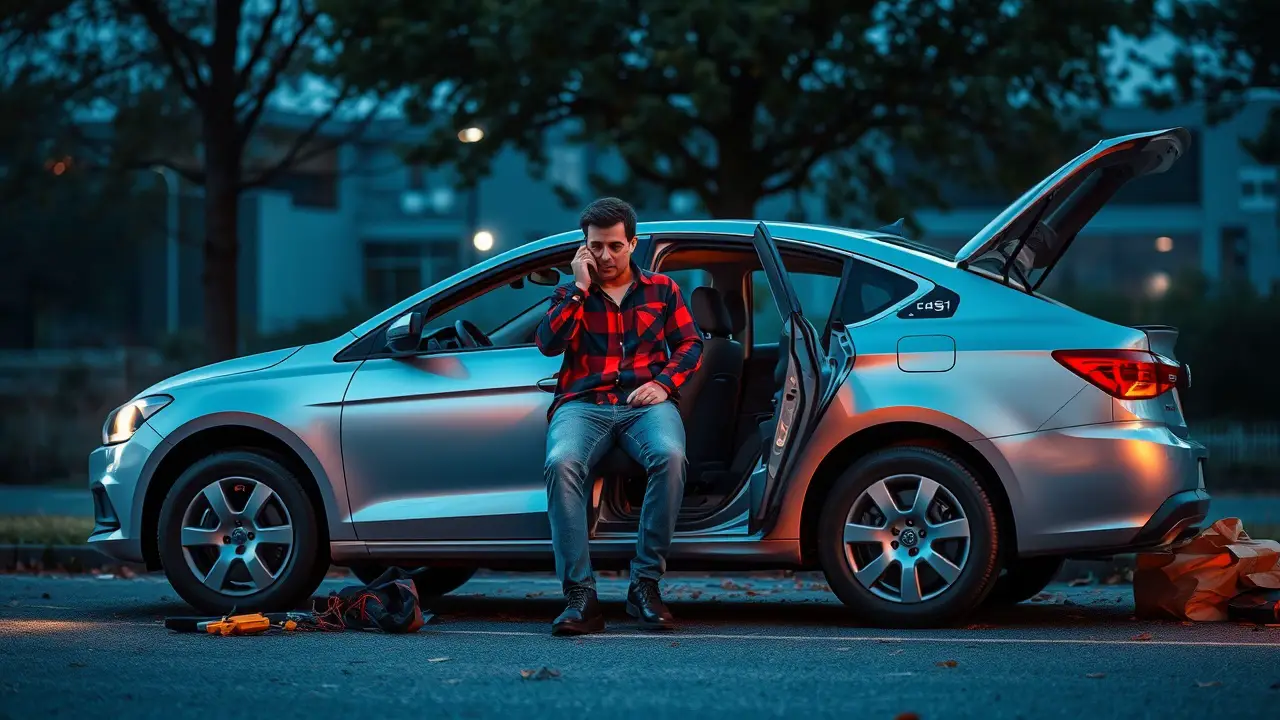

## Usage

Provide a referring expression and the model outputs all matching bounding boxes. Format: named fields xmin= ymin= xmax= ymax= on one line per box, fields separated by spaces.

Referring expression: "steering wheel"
xmin=454 ymin=319 xmax=493 ymax=349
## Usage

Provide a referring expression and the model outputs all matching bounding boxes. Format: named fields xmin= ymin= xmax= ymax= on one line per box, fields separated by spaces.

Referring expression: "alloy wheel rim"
xmin=842 ymin=474 xmax=971 ymax=604
xmin=180 ymin=477 xmax=294 ymax=597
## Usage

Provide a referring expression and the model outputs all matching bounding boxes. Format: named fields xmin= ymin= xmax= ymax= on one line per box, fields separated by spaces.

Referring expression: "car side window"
xmin=840 ymin=260 xmax=919 ymax=324
xmin=751 ymin=270 xmax=841 ymax=347
xmin=421 ymin=255 xmax=575 ymax=350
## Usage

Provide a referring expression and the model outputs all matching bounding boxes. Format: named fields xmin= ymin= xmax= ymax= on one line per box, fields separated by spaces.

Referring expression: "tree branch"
xmin=239 ymin=86 xmax=375 ymax=190
xmin=237 ymin=5 xmax=320 ymax=142
xmin=127 ymin=0 xmax=207 ymax=103
xmin=236 ymin=0 xmax=286 ymax=94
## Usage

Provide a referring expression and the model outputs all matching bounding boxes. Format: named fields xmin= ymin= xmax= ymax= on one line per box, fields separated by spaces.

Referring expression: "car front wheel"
xmin=158 ymin=450 xmax=327 ymax=615
xmin=817 ymin=446 xmax=1001 ymax=627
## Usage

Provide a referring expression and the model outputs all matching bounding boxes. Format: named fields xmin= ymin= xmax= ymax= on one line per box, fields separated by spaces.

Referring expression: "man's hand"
xmin=627 ymin=381 xmax=669 ymax=407
xmin=570 ymin=245 xmax=597 ymax=291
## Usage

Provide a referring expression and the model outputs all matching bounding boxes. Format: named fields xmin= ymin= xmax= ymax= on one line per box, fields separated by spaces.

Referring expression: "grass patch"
xmin=0 ymin=515 xmax=95 ymax=545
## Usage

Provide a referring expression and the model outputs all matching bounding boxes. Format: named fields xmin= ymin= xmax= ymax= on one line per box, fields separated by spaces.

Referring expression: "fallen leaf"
xmin=964 ymin=623 xmax=995 ymax=630
xmin=669 ymin=641 xmax=680 ymax=647
xmin=520 ymin=667 xmax=561 ymax=681
xmin=745 ymin=590 xmax=758 ymax=597
xmin=1131 ymin=632 xmax=1153 ymax=641
xmin=1196 ymin=681 xmax=1222 ymax=688
xmin=1068 ymin=574 xmax=1094 ymax=587
xmin=894 ymin=713 xmax=921 ymax=720
xmin=720 ymin=580 xmax=748 ymax=590
xmin=1086 ymin=673 xmax=1106 ymax=679
xmin=1181 ymin=621 xmax=1195 ymax=626
xmin=689 ymin=590 xmax=702 ymax=600
xmin=936 ymin=660 xmax=958 ymax=668
xmin=428 ymin=657 xmax=451 ymax=663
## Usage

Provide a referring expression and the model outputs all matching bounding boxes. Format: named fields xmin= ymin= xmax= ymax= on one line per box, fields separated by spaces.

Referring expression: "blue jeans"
xmin=544 ymin=400 xmax=687 ymax=594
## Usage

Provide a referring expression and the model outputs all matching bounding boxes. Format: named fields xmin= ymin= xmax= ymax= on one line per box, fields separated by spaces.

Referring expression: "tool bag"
xmin=1134 ymin=517 xmax=1280 ymax=621
xmin=310 ymin=566 xmax=430 ymax=633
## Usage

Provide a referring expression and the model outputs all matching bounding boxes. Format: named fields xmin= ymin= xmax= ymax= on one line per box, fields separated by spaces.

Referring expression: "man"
xmin=535 ymin=197 xmax=704 ymax=635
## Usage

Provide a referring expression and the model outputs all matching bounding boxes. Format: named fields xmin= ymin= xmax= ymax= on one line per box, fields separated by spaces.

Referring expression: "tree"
xmin=322 ymin=0 xmax=1157 ymax=226
xmin=3 ymin=0 xmax=394 ymax=360
xmin=1147 ymin=0 xmax=1280 ymax=163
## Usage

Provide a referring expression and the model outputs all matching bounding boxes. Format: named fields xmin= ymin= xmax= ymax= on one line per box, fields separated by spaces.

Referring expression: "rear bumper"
xmin=978 ymin=421 xmax=1210 ymax=556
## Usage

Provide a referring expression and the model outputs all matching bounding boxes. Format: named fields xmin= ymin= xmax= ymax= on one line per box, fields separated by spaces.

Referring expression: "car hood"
xmin=135 ymin=345 xmax=304 ymax=398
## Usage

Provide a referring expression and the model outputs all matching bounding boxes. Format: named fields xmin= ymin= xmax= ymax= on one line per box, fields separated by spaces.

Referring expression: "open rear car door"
xmin=747 ymin=222 xmax=854 ymax=533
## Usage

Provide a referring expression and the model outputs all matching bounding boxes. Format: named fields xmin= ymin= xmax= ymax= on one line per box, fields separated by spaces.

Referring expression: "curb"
xmin=3 ymin=544 xmax=1139 ymax=584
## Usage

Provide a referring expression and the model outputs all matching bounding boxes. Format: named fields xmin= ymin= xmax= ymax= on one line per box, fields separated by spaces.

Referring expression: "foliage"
xmin=1 ymin=0 xmax=396 ymax=361
xmin=322 ymin=0 xmax=1158 ymax=225
xmin=1146 ymin=0 xmax=1280 ymax=162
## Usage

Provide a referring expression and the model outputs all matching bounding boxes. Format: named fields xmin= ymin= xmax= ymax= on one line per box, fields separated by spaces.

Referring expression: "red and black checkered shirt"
xmin=535 ymin=262 xmax=704 ymax=420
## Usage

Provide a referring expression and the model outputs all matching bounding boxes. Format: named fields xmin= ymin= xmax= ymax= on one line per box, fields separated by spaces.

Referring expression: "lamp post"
xmin=151 ymin=166 xmax=179 ymax=335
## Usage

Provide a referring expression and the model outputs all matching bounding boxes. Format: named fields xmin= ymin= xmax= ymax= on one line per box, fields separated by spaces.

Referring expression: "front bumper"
xmin=84 ymin=423 xmax=166 ymax=563
xmin=980 ymin=421 xmax=1210 ymax=556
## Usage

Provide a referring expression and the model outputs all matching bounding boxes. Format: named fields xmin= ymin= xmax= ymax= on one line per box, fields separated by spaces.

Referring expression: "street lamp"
xmin=457 ymin=127 xmax=485 ymax=143
xmin=151 ymin=166 xmax=179 ymax=335
xmin=473 ymin=230 xmax=494 ymax=252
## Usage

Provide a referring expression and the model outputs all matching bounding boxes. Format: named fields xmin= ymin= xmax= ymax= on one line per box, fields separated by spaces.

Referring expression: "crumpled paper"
xmin=1134 ymin=517 xmax=1280 ymax=622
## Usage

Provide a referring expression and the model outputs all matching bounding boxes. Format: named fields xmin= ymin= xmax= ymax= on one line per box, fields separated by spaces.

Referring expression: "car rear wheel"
xmin=349 ymin=564 xmax=478 ymax=600
xmin=817 ymin=446 xmax=1001 ymax=627
xmin=158 ymin=450 xmax=326 ymax=615
xmin=984 ymin=556 xmax=1065 ymax=605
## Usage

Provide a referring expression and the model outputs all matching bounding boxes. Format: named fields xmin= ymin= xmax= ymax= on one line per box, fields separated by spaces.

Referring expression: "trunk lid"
xmin=956 ymin=128 xmax=1192 ymax=292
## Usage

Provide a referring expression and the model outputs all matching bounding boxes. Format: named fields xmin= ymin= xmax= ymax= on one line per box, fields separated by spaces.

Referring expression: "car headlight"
xmin=102 ymin=395 xmax=172 ymax=445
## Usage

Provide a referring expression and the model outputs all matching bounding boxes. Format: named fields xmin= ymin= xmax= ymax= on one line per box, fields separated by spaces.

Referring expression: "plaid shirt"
xmin=535 ymin=262 xmax=704 ymax=420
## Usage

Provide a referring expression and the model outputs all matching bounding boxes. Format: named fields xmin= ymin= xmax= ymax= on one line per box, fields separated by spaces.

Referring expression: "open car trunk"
xmin=955 ymin=127 xmax=1192 ymax=293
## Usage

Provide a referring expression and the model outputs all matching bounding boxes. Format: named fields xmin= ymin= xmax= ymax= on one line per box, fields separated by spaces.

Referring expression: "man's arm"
xmin=653 ymin=281 xmax=704 ymax=395
xmin=534 ymin=283 xmax=588 ymax=356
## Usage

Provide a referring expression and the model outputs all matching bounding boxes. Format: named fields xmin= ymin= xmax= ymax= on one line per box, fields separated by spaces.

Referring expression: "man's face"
xmin=585 ymin=221 xmax=636 ymax=283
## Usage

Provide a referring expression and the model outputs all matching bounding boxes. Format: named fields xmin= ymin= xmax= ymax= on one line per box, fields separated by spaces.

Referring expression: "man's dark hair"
xmin=579 ymin=197 xmax=637 ymax=239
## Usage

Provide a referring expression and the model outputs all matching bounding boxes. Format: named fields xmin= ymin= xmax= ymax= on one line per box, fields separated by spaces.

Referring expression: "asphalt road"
xmin=1 ymin=571 xmax=1277 ymax=719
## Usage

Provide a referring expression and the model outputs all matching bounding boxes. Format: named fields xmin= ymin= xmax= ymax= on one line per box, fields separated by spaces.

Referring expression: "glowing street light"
xmin=1155 ymin=236 xmax=1174 ymax=253
xmin=458 ymin=127 xmax=485 ymax=143
xmin=473 ymin=230 xmax=494 ymax=252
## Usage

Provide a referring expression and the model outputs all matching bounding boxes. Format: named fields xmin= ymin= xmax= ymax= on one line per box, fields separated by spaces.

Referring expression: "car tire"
xmin=349 ymin=564 xmax=478 ymax=600
xmin=817 ymin=446 xmax=1001 ymax=628
xmin=984 ymin=556 xmax=1065 ymax=605
xmin=158 ymin=449 xmax=327 ymax=615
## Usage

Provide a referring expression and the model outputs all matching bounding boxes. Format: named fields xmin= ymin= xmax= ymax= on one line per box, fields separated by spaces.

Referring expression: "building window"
xmin=266 ymin=171 xmax=338 ymax=209
xmin=363 ymin=241 xmax=461 ymax=309
xmin=407 ymin=164 xmax=425 ymax=191
xmin=1239 ymin=166 xmax=1278 ymax=213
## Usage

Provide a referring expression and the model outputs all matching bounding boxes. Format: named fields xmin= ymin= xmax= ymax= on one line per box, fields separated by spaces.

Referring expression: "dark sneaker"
xmin=552 ymin=584 xmax=605 ymax=636
xmin=625 ymin=578 xmax=674 ymax=629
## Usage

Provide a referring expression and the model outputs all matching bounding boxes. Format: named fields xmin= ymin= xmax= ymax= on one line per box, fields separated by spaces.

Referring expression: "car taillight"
xmin=1052 ymin=349 xmax=1181 ymax=400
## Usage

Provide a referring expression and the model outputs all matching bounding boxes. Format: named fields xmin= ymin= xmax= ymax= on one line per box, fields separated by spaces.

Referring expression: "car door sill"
xmin=330 ymin=537 xmax=801 ymax=567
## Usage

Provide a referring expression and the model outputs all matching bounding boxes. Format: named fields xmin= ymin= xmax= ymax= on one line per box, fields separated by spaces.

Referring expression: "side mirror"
xmin=386 ymin=311 xmax=423 ymax=354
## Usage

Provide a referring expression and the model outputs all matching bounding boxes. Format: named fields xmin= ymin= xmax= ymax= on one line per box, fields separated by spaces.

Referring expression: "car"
xmin=86 ymin=127 xmax=1209 ymax=627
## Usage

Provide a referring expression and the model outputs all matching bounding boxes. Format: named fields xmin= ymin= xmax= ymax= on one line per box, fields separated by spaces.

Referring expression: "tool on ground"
xmin=164 ymin=611 xmax=317 ymax=635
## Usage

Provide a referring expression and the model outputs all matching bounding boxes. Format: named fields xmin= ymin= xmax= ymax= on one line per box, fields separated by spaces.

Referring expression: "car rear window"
xmin=840 ymin=260 xmax=920 ymax=324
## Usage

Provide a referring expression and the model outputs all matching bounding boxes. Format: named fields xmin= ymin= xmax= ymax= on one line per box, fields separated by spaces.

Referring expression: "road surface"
xmin=1 ymin=571 xmax=1277 ymax=719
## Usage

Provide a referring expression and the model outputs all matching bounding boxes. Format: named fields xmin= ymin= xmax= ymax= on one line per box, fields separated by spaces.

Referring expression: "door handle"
xmin=536 ymin=376 xmax=558 ymax=393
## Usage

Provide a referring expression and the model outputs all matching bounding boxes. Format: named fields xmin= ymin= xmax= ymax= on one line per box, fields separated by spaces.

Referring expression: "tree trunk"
xmin=201 ymin=131 xmax=242 ymax=362
xmin=704 ymin=191 xmax=759 ymax=219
